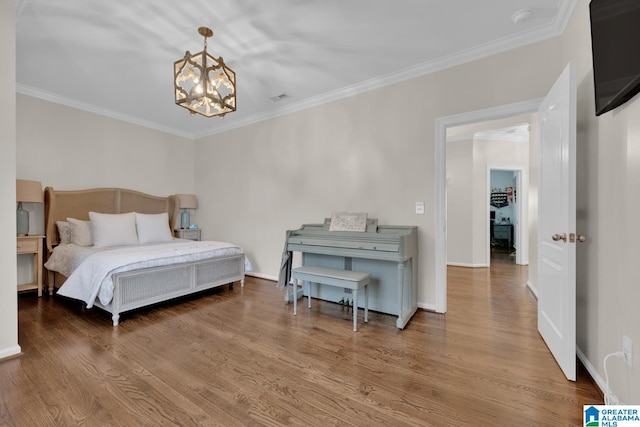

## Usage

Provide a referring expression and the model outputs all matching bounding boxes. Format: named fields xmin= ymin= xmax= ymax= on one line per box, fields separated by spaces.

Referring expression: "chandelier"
xmin=174 ymin=27 xmax=236 ymax=118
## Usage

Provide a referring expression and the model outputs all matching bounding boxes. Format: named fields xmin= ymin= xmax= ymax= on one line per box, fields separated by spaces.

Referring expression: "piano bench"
xmin=291 ymin=266 xmax=371 ymax=332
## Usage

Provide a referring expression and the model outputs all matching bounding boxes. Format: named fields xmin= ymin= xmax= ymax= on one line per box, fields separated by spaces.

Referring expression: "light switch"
xmin=415 ymin=201 xmax=425 ymax=214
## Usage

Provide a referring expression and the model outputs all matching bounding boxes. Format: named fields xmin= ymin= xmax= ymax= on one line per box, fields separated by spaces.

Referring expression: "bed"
xmin=44 ymin=187 xmax=246 ymax=326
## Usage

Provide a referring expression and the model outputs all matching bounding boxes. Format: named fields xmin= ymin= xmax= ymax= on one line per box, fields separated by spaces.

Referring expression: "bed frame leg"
xmin=48 ymin=271 xmax=55 ymax=296
xmin=112 ymin=314 xmax=120 ymax=326
xmin=241 ymin=278 xmax=245 ymax=288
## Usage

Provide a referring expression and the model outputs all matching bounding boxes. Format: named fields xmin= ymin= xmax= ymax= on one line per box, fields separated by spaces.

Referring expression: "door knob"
xmin=552 ymin=233 xmax=567 ymax=242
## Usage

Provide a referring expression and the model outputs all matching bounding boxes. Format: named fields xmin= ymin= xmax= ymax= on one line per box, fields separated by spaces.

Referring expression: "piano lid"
xmin=287 ymin=219 xmax=418 ymax=259
xmin=288 ymin=236 xmax=400 ymax=252
xmin=290 ymin=219 xmax=416 ymax=238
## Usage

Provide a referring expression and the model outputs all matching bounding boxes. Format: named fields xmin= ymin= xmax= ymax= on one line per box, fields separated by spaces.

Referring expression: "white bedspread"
xmin=46 ymin=240 xmax=251 ymax=308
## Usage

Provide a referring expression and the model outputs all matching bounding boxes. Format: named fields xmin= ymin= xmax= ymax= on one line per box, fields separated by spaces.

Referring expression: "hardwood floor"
xmin=2 ymin=261 xmax=601 ymax=426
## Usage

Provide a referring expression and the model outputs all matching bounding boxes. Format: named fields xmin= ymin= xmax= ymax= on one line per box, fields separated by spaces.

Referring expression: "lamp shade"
xmin=176 ymin=194 xmax=197 ymax=209
xmin=16 ymin=179 xmax=44 ymax=203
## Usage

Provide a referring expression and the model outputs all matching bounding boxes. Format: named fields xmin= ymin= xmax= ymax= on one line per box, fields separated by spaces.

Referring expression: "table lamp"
xmin=176 ymin=194 xmax=197 ymax=229
xmin=16 ymin=179 xmax=43 ymax=236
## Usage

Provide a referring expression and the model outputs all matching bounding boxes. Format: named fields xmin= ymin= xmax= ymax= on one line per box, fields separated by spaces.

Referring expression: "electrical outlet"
xmin=623 ymin=335 xmax=633 ymax=368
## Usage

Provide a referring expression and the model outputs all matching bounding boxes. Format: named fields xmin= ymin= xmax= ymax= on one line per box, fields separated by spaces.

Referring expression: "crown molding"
xmin=194 ymin=0 xmax=577 ymax=139
xmin=16 ymin=84 xmax=196 ymax=139
xmin=18 ymin=0 xmax=577 ymax=141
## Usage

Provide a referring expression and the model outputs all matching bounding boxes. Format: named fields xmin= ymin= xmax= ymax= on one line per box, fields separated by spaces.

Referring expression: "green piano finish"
xmin=286 ymin=220 xmax=418 ymax=329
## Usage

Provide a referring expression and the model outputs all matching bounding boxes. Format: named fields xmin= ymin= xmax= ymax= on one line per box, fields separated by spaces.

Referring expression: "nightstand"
xmin=174 ymin=228 xmax=201 ymax=241
xmin=17 ymin=235 xmax=44 ymax=297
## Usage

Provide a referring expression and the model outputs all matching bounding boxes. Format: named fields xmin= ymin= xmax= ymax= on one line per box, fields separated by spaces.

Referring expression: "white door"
xmin=537 ymin=63 xmax=577 ymax=381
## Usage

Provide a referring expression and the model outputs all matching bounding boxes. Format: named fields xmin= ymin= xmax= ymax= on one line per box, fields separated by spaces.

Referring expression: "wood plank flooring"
xmin=2 ymin=258 xmax=601 ymax=426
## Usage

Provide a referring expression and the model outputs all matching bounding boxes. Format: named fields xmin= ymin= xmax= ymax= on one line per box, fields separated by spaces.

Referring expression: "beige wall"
xmin=473 ymin=138 xmax=529 ymax=265
xmin=16 ymin=95 xmax=196 ymax=197
xmin=14 ymin=95 xmax=198 ymax=283
xmin=1 ymin=0 xmax=20 ymax=359
xmin=446 ymin=139 xmax=474 ymax=265
xmin=447 ymin=114 xmax=536 ymax=270
xmin=195 ymin=37 xmax=564 ymax=308
xmin=446 ymin=136 xmax=529 ymax=267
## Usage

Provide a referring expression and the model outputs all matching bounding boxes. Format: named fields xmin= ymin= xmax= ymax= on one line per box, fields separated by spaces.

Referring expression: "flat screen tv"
xmin=589 ymin=0 xmax=640 ymax=116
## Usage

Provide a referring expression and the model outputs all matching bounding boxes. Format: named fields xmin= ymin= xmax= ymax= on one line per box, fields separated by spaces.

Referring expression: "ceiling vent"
xmin=270 ymin=93 xmax=290 ymax=102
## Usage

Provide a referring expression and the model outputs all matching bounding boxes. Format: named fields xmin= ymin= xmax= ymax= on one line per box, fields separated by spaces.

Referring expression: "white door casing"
xmin=537 ymin=63 xmax=577 ymax=381
xmin=435 ymin=98 xmax=541 ymax=313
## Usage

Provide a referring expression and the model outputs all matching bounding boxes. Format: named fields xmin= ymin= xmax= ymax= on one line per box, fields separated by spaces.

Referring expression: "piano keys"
xmin=286 ymin=219 xmax=418 ymax=329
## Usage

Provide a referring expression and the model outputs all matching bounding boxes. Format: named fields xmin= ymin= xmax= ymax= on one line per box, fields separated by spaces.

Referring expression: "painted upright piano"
xmin=286 ymin=219 xmax=418 ymax=329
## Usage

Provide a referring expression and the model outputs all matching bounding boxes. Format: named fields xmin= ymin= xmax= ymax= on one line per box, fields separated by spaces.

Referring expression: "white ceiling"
xmin=15 ymin=0 xmax=575 ymax=139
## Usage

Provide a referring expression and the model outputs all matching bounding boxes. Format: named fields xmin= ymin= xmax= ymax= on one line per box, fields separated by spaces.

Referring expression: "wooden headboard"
xmin=44 ymin=187 xmax=178 ymax=254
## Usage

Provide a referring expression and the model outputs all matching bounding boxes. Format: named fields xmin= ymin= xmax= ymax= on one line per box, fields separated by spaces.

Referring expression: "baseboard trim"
xmin=418 ymin=302 xmax=437 ymax=311
xmin=577 ymin=346 xmax=605 ymax=402
xmin=447 ymin=262 xmax=488 ymax=268
xmin=526 ymin=281 xmax=538 ymax=299
xmin=245 ymin=272 xmax=277 ymax=282
xmin=0 ymin=345 xmax=22 ymax=361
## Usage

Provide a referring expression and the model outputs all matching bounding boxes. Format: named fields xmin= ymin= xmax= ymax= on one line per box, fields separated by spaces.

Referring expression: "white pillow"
xmin=56 ymin=220 xmax=71 ymax=244
xmin=135 ymin=212 xmax=173 ymax=244
xmin=89 ymin=211 xmax=139 ymax=247
xmin=67 ymin=218 xmax=93 ymax=246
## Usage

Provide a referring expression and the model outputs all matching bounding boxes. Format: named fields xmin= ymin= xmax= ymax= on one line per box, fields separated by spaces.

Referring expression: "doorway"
xmin=437 ymin=65 xmax=577 ymax=380
xmin=434 ymin=99 xmax=541 ymax=313
xmin=488 ymin=167 xmax=528 ymax=266
xmin=445 ymin=122 xmax=530 ymax=269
